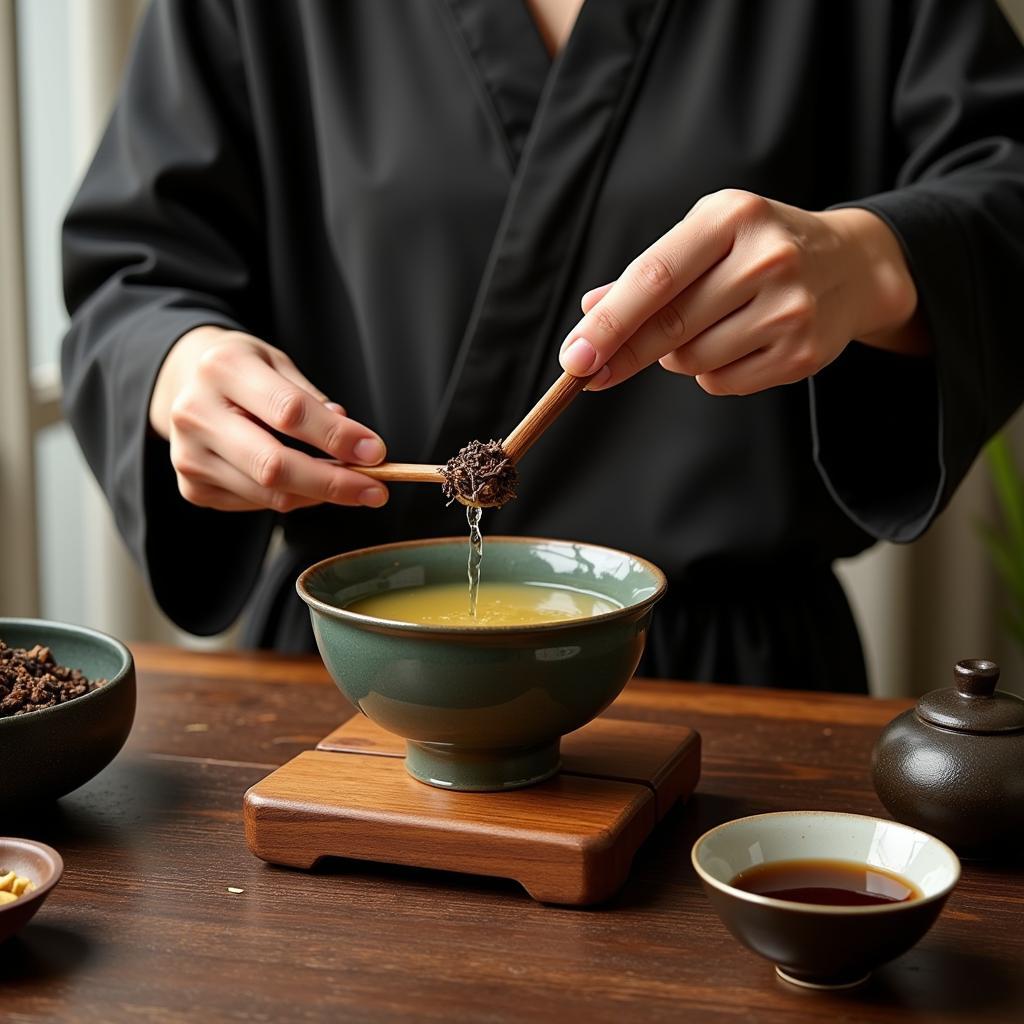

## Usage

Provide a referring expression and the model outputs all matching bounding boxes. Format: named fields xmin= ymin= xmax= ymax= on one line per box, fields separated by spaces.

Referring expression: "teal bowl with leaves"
xmin=0 ymin=618 xmax=135 ymax=809
xmin=296 ymin=537 xmax=666 ymax=791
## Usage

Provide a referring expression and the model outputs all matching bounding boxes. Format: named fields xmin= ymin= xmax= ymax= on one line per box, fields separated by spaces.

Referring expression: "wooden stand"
xmin=244 ymin=708 xmax=700 ymax=906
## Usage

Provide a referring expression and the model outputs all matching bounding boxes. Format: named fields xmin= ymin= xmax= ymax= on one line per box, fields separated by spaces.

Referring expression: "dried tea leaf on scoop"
xmin=440 ymin=440 xmax=518 ymax=508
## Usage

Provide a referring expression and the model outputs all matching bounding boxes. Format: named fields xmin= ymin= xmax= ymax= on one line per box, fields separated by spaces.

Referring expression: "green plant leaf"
xmin=1003 ymin=608 xmax=1024 ymax=650
xmin=977 ymin=521 xmax=1024 ymax=604
xmin=985 ymin=435 xmax=1024 ymax=556
xmin=979 ymin=433 xmax=1024 ymax=659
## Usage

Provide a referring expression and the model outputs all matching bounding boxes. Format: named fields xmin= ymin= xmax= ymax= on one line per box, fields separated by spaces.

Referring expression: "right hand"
xmin=149 ymin=326 xmax=389 ymax=512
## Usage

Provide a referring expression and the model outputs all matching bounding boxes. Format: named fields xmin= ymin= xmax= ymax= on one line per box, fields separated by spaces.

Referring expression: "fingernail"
xmin=324 ymin=401 xmax=345 ymax=414
xmin=560 ymin=337 xmax=597 ymax=375
xmin=353 ymin=438 xmax=385 ymax=465
xmin=360 ymin=486 xmax=388 ymax=507
xmin=586 ymin=365 xmax=612 ymax=390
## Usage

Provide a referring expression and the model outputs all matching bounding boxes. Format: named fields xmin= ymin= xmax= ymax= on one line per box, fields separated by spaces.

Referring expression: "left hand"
xmin=560 ymin=189 xmax=926 ymax=396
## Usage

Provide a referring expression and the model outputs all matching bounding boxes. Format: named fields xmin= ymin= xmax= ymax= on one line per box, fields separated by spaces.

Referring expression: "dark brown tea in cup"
xmin=730 ymin=859 xmax=921 ymax=906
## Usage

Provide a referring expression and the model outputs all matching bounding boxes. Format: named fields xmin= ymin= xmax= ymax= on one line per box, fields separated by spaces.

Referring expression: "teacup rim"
xmin=296 ymin=535 xmax=667 ymax=636
xmin=691 ymin=810 xmax=961 ymax=916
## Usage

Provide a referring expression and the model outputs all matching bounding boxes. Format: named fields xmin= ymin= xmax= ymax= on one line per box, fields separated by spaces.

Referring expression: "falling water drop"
xmin=466 ymin=504 xmax=483 ymax=618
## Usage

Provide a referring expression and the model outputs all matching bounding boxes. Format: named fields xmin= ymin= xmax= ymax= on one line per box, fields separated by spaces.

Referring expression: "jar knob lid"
xmin=954 ymin=659 xmax=1000 ymax=698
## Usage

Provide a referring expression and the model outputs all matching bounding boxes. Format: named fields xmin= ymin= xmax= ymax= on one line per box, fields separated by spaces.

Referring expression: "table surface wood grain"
xmin=2 ymin=646 xmax=1022 ymax=1024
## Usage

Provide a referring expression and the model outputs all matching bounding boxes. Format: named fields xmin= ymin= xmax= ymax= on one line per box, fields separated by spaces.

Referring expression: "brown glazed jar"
xmin=872 ymin=660 xmax=1024 ymax=854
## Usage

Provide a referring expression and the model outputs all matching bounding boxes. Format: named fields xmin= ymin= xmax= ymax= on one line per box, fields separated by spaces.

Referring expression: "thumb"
xmin=580 ymin=282 xmax=614 ymax=313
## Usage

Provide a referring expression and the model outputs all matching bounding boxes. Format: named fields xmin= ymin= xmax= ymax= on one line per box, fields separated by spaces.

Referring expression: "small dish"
xmin=691 ymin=811 xmax=960 ymax=989
xmin=0 ymin=618 xmax=136 ymax=809
xmin=0 ymin=837 xmax=63 ymax=943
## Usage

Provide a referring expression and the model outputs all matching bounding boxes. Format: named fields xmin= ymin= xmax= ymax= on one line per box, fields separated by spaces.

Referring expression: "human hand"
xmin=149 ymin=326 xmax=389 ymax=512
xmin=560 ymin=190 xmax=926 ymax=396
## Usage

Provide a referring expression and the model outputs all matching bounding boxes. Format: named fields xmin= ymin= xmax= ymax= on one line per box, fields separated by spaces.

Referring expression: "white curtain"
xmin=0 ymin=0 xmax=39 ymax=615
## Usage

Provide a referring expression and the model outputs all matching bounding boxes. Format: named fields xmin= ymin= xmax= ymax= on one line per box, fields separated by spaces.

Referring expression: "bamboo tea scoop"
xmin=352 ymin=463 xmax=446 ymax=484
xmin=501 ymin=370 xmax=592 ymax=464
xmin=332 ymin=370 xmax=593 ymax=505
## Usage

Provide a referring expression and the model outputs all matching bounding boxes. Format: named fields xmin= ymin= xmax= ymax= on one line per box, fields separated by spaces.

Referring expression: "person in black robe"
xmin=61 ymin=1 xmax=1024 ymax=691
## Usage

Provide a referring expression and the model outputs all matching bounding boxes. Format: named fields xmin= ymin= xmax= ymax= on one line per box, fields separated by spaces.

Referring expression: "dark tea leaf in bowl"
xmin=0 ymin=640 xmax=107 ymax=718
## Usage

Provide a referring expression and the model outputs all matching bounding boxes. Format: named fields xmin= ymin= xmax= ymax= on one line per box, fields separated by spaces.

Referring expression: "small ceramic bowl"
xmin=297 ymin=536 xmax=665 ymax=791
xmin=0 ymin=838 xmax=63 ymax=943
xmin=0 ymin=618 xmax=136 ymax=809
xmin=692 ymin=811 xmax=960 ymax=989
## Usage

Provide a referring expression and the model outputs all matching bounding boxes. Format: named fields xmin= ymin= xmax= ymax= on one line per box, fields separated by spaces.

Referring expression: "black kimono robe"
xmin=62 ymin=0 xmax=1024 ymax=691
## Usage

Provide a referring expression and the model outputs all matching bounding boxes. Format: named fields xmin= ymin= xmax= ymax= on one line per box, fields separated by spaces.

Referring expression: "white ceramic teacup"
xmin=691 ymin=811 xmax=961 ymax=988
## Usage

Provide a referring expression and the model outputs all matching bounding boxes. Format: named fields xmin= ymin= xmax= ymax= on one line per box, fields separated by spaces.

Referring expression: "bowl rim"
xmin=295 ymin=535 xmax=668 ymax=635
xmin=0 ymin=617 xmax=134 ymax=730
xmin=690 ymin=810 xmax=961 ymax=916
xmin=0 ymin=837 xmax=64 ymax=913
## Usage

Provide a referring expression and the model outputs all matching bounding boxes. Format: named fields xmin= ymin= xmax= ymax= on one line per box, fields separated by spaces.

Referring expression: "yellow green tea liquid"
xmin=348 ymin=581 xmax=619 ymax=626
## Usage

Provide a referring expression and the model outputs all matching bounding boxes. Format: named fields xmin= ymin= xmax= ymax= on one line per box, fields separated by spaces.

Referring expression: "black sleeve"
xmin=810 ymin=0 xmax=1024 ymax=542
xmin=61 ymin=0 xmax=275 ymax=634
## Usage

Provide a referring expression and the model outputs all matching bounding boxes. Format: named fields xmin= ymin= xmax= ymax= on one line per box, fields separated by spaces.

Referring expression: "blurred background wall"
xmin=2 ymin=0 xmax=1023 ymax=695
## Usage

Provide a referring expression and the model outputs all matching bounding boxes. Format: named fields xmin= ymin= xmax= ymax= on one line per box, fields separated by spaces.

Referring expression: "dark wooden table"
xmin=3 ymin=647 xmax=1022 ymax=1023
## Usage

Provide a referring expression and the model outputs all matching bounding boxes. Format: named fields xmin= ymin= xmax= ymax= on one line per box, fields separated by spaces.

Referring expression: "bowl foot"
xmin=775 ymin=966 xmax=870 ymax=991
xmin=405 ymin=740 xmax=562 ymax=791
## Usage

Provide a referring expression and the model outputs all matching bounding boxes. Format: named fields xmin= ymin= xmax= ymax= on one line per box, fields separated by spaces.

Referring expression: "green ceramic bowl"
xmin=297 ymin=537 xmax=666 ymax=791
xmin=0 ymin=618 xmax=136 ymax=810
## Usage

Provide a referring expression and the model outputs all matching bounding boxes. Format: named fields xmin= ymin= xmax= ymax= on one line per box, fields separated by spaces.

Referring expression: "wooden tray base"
xmin=244 ymin=709 xmax=700 ymax=906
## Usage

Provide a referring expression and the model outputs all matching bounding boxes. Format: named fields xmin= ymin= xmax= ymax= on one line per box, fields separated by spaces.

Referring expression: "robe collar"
xmin=405 ymin=0 xmax=670 ymax=531
xmin=443 ymin=0 xmax=551 ymax=168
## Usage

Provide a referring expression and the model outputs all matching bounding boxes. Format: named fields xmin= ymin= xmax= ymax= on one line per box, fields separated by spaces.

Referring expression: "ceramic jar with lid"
xmin=872 ymin=659 xmax=1024 ymax=854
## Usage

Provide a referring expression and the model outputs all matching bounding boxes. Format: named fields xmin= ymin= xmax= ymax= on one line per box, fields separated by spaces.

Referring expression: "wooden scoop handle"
xmin=501 ymin=371 xmax=593 ymax=465
xmin=324 ymin=369 xmax=595 ymax=486
xmin=326 ymin=461 xmax=445 ymax=484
